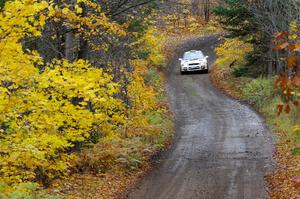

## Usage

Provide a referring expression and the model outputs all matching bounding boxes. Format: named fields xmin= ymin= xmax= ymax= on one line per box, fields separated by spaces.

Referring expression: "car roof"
xmin=184 ymin=50 xmax=203 ymax=55
xmin=185 ymin=50 xmax=202 ymax=53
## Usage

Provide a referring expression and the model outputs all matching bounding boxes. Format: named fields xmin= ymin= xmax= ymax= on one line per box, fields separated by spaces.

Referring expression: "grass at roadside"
xmin=210 ymin=65 xmax=300 ymax=198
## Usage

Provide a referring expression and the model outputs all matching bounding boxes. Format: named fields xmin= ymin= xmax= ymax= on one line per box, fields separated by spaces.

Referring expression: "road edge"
xmin=210 ymin=64 xmax=300 ymax=198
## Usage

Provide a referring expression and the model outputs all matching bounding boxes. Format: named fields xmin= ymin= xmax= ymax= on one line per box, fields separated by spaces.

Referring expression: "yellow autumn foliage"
xmin=0 ymin=0 xmax=125 ymax=191
xmin=215 ymin=38 xmax=253 ymax=67
xmin=126 ymin=66 xmax=158 ymax=137
xmin=0 ymin=0 xmax=172 ymax=197
xmin=131 ymin=27 xmax=166 ymax=69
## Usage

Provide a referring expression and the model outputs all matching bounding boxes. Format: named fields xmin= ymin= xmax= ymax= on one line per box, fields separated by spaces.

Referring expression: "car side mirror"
xmin=205 ymin=56 xmax=209 ymax=59
xmin=179 ymin=58 xmax=182 ymax=61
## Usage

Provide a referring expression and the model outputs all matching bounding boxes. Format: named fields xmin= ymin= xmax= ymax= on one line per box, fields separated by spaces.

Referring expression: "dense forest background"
xmin=0 ymin=0 xmax=299 ymax=198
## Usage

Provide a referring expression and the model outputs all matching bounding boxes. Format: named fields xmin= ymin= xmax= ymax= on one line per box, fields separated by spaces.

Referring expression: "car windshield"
xmin=183 ymin=51 xmax=204 ymax=60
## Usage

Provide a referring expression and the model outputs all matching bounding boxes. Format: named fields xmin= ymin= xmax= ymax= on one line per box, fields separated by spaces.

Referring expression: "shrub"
xmin=0 ymin=182 xmax=59 ymax=199
xmin=0 ymin=0 xmax=172 ymax=195
xmin=215 ymin=38 xmax=253 ymax=67
xmin=242 ymin=78 xmax=275 ymax=108
xmin=145 ymin=69 xmax=161 ymax=86
xmin=292 ymin=126 xmax=300 ymax=155
xmin=137 ymin=27 xmax=166 ymax=68
xmin=233 ymin=66 xmax=250 ymax=77
xmin=0 ymin=0 xmax=125 ymax=191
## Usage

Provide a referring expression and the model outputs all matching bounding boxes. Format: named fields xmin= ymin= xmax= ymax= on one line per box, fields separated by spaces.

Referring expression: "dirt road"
xmin=129 ymin=35 xmax=275 ymax=199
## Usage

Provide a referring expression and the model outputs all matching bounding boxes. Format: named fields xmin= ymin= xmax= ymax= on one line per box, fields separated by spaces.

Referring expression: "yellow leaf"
xmin=39 ymin=14 xmax=46 ymax=27
xmin=75 ymin=5 xmax=83 ymax=14
xmin=62 ymin=8 xmax=69 ymax=15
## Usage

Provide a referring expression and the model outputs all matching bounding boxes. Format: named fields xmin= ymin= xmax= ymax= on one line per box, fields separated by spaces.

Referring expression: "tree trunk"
xmin=203 ymin=0 xmax=210 ymax=22
xmin=65 ymin=28 xmax=76 ymax=62
xmin=268 ymin=43 xmax=273 ymax=78
xmin=184 ymin=15 xmax=188 ymax=27
xmin=78 ymin=38 xmax=88 ymax=60
xmin=78 ymin=2 xmax=89 ymax=59
xmin=192 ymin=0 xmax=200 ymax=16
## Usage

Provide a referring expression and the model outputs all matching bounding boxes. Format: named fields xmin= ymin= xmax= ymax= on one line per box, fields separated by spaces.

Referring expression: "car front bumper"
xmin=181 ymin=64 xmax=208 ymax=72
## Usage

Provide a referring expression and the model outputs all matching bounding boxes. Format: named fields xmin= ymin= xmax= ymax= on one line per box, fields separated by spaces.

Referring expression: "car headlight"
xmin=181 ymin=62 xmax=188 ymax=67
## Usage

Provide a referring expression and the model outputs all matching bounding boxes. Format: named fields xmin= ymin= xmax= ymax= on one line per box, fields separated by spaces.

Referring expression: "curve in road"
xmin=129 ymin=35 xmax=275 ymax=199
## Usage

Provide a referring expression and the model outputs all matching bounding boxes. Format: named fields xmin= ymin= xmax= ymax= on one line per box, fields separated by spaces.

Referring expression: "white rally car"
xmin=179 ymin=50 xmax=209 ymax=74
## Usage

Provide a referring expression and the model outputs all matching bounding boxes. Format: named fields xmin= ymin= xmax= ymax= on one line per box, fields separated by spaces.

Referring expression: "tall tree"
xmin=191 ymin=0 xmax=200 ymax=15
xmin=203 ymin=0 xmax=210 ymax=22
xmin=213 ymin=0 xmax=256 ymax=37
xmin=0 ymin=0 xmax=5 ymax=9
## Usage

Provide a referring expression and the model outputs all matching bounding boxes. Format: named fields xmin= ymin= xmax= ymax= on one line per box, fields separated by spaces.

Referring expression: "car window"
xmin=183 ymin=51 xmax=204 ymax=60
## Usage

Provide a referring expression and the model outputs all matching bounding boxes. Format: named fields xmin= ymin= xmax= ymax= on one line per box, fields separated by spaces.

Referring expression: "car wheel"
xmin=206 ymin=65 xmax=209 ymax=73
xmin=181 ymin=71 xmax=185 ymax=75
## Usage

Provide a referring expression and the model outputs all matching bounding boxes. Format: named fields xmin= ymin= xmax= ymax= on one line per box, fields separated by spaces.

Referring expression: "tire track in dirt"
xmin=128 ymin=35 xmax=275 ymax=199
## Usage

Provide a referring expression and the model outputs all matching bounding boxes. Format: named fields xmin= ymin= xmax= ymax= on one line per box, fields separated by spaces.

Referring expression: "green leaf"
xmin=292 ymin=148 xmax=300 ymax=155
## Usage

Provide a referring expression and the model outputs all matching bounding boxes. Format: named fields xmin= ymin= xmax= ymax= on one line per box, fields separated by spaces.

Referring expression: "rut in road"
xmin=128 ymin=35 xmax=275 ymax=199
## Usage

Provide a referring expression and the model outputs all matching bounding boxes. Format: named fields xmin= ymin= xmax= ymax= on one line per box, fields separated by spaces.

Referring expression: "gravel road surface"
xmin=129 ymin=35 xmax=275 ymax=199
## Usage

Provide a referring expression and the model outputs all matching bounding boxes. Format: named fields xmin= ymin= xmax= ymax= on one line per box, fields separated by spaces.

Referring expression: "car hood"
xmin=182 ymin=59 xmax=206 ymax=64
